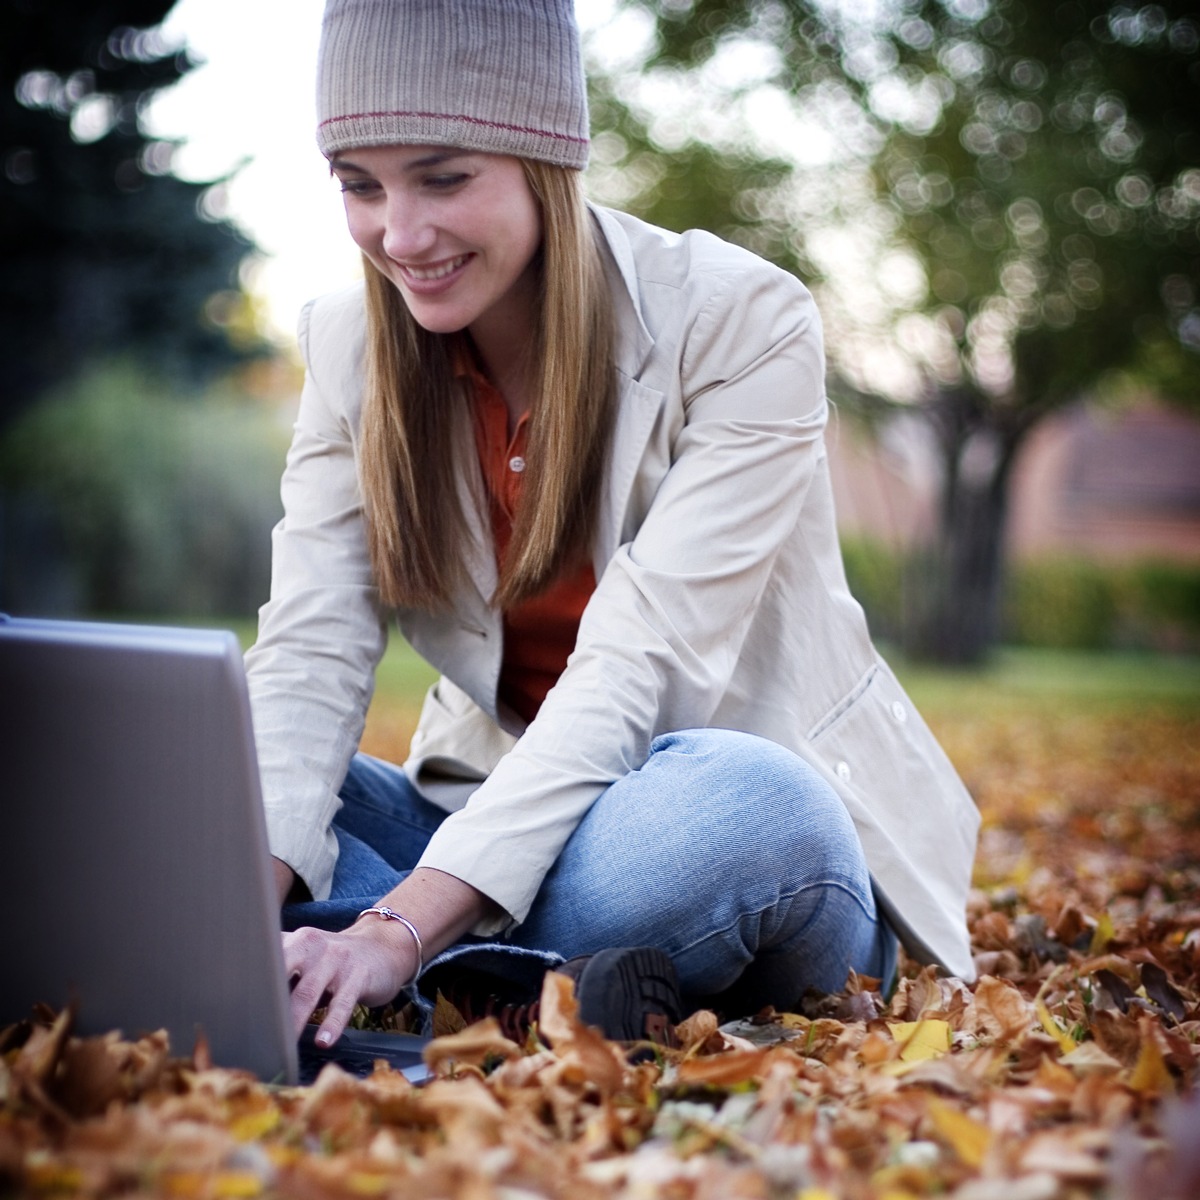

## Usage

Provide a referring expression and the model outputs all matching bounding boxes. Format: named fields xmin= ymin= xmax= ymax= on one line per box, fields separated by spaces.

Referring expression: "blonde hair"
xmin=358 ymin=161 xmax=616 ymax=613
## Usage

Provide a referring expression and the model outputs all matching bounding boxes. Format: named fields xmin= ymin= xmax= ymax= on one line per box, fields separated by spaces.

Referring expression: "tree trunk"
xmin=905 ymin=415 xmax=1026 ymax=665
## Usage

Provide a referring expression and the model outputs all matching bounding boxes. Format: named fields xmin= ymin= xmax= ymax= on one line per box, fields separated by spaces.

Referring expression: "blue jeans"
xmin=284 ymin=728 xmax=897 ymax=1015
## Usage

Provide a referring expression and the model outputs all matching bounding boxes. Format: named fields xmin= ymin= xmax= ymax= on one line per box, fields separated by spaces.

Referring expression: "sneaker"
xmin=444 ymin=946 xmax=684 ymax=1048
xmin=562 ymin=946 xmax=684 ymax=1047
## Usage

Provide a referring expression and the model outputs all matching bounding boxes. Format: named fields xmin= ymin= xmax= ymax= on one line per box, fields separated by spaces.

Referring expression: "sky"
xmin=149 ymin=0 xmax=628 ymax=342
xmin=150 ymin=0 xmax=359 ymax=341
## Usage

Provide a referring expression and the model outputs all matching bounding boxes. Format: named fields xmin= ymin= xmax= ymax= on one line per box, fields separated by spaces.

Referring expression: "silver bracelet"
xmin=356 ymin=906 xmax=424 ymax=984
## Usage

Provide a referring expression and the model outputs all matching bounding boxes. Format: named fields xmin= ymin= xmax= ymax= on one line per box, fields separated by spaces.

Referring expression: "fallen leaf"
xmin=1127 ymin=1022 xmax=1173 ymax=1095
xmin=1035 ymin=1000 xmax=1078 ymax=1055
xmin=1089 ymin=912 xmax=1115 ymax=956
xmin=422 ymin=1019 xmax=521 ymax=1072
xmin=675 ymin=1049 xmax=771 ymax=1086
xmin=432 ymin=990 xmax=468 ymax=1038
xmin=1059 ymin=1043 xmax=1123 ymax=1075
xmin=891 ymin=1020 xmax=952 ymax=1063
xmin=926 ymin=1097 xmax=991 ymax=1168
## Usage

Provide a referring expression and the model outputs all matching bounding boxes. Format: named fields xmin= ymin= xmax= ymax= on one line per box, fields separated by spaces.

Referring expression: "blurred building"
xmin=829 ymin=400 xmax=1200 ymax=564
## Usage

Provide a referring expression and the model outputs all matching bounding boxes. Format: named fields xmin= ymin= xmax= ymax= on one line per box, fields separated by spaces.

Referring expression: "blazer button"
xmin=891 ymin=700 xmax=907 ymax=723
xmin=836 ymin=760 xmax=852 ymax=783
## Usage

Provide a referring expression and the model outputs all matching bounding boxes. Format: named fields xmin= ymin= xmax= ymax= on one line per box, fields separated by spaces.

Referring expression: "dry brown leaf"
xmin=966 ymin=976 xmax=1037 ymax=1042
xmin=675 ymin=1048 xmax=772 ymax=1085
xmin=432 ymin=989 xmax=468 ymax=1038
xmin=3 ymin=707 xmax=1197 ymax=1200
xmin=422 ymin=1018 xmax=522 ymax=1072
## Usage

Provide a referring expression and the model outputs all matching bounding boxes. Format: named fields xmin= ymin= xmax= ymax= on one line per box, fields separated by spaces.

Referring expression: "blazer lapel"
xmin=597 ymin=375 xmax=664 ymax=568
xmin=589 ymin=204 xmax=667 ymax=569
xmin=455 ymin=461 xmax=498 ymax=610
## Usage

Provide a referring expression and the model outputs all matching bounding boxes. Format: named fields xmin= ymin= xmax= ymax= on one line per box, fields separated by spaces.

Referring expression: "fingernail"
xmin=317 ymin=1030 xmax=332 ymax=1046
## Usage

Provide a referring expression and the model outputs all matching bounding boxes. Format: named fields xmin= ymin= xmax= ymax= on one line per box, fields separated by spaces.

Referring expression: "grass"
xmin=887 ymin=644 xmax=1200 ymax=719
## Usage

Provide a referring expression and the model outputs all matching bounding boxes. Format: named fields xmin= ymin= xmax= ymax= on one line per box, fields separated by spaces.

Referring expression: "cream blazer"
xmin=246 ymin=205 xmax=980 ymax=980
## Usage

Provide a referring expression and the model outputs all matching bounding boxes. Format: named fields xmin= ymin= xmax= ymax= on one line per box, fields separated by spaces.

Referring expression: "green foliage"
xmin=0 ymin=364 xmax=287 ymax=617
xmin=1004 ymin=557 xmax=1119 ymax=650
xmin=1005 ymin=556 xmax=1200 ymax=652
xmin=839 ymin=536 xmax=1200 ymax=654
xmin=1117 ymin=560 xmax=1200 ymax=650
xmin=838 ymin=536 xmax=907 ymax=643
xmin=1 ymin=0 xmax=263 ymax=427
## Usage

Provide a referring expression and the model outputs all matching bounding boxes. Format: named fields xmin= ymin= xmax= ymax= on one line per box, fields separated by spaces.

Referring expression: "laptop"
xmin=0 ymin=614 xmax=428 ymax=1084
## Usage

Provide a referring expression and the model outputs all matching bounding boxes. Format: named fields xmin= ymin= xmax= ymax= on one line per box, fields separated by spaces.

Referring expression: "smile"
xmin=402 ymin=254 xmax=471 ymax=282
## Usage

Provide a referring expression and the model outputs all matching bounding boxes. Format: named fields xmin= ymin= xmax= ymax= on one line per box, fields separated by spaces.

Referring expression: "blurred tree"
xmin=598 ymin=0 xmax=1200 ymax=662
xmin=0 ymin=0 xmax=260 ymax=429
xmin=0 ymin=364 xmax=286 ymax=617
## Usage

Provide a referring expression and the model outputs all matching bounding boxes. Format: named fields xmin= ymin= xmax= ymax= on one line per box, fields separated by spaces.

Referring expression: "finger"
xmin=314 ymin=979 xmax=362 ymax=1047
xmin=286 ymin=950 xmax=339 ymax=1037
xmin=290 ymin=973 xmax=334 ymax=1039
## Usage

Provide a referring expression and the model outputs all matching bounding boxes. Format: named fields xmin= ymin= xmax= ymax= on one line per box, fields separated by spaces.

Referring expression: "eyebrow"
xmin=328 ymin=149 xmax=470 ymax=174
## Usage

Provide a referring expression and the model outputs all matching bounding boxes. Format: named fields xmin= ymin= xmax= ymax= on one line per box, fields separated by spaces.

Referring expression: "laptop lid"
xmin=0 ymin=615 xmax=299 ymax=1083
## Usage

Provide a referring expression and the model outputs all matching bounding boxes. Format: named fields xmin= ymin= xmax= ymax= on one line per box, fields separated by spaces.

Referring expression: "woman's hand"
xmin=284 ymin=917 xmax=419 ymax=1046
xmin=281 ymin=866 xmax=501 ymax=1047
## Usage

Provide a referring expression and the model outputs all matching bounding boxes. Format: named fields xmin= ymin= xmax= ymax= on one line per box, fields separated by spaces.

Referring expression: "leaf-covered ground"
xmin=3 ymin=703 xmax=1198 ymax=1199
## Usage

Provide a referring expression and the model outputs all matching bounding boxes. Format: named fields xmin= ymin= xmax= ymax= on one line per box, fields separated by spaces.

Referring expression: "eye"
xmin=336 ymin=177 xmax=378 ymax=197
xmin=424 ymin=172 xmax=469 ymax=191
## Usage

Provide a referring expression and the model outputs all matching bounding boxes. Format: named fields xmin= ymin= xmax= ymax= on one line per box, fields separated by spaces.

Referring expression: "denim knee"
xmin=645 ymin=728 xmax=871 ymax=898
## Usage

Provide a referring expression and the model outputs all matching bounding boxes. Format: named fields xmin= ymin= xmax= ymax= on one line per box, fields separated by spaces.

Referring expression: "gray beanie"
xmin=316 ymin=0 xmax=589 ymax=169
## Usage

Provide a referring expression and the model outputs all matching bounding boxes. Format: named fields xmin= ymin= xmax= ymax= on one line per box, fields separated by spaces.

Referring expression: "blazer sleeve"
xmin=416 ymin=262 xmax=829 ymax=932
xmin=244 ymin=297 xmax=388 ymax=901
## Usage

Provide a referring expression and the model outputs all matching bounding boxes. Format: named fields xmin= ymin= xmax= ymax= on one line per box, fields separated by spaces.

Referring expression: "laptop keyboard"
xmin=297 ymin=1025 xmax=430 ymax=1085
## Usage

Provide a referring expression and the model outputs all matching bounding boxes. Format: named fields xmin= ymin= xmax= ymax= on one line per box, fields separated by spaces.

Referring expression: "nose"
xmin=380 ymin=190 xmax=436 ymax=263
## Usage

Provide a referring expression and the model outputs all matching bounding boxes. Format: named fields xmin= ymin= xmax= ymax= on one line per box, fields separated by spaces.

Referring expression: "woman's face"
xmin=330 ymin=145 xmax=542 ymax=344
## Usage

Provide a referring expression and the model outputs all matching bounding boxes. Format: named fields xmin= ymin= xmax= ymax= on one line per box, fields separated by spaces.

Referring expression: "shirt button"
xmin=835 ymin=760 xmax=852 ymax=783
xmin=508 ymin=456 xmax=526 ymax=473
xmin=891 ymin=700 xmax=907 ymax=723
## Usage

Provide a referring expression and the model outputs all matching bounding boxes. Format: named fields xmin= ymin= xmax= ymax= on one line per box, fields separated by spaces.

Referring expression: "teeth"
xmin=406 ymin=255 xmax=468 ymax=281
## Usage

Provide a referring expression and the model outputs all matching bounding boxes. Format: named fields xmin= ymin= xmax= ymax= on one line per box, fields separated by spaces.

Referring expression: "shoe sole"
xmin=574 ymin=946 xmax=684 ymax=1044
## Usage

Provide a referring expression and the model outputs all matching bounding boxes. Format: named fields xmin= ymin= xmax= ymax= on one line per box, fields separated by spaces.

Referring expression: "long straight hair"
xmin=358 ymin=160 xmax=616 ymax=613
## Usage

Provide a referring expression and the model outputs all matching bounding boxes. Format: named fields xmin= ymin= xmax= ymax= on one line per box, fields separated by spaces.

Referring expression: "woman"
xmin=246 ymin=0 xmax=980 ymax=1051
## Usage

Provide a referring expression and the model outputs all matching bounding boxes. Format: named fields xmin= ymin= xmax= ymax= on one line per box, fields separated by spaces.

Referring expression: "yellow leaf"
xmin=1129 ymin=1032 xmax=1173 ymax=1095
xmin=892 ymin=1020 xmax=951 ymax=1062
xmin=213 ymin=1172 xmax=266 ymax=1198
xmin=1089 ymin=912 xmax=1115 ymax=956
xmin=229 ymin=1106 xmax=280 ymax=1142
xmin=927 ymin=1097 xmax=991 ymax=1168
xmin=778 ymin=1012 xmax=809 ymax=1031
xmin=1007 ymin=852 xmax=1034 ymax=888
xmin=797 ymin=1191 xmax=838 ymax=1200
xmin=24 ymin=1163 xmax=85 ymax=1192
xmin=1036 ymin=999 xmax=1078 ymax=1054
xmin=348 ymin=1173 xmax=392 ymax=1196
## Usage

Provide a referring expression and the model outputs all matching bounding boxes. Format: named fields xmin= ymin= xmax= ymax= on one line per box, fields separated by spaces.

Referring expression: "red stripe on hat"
xmin=319 ymin=110 xmax=588 ymax=145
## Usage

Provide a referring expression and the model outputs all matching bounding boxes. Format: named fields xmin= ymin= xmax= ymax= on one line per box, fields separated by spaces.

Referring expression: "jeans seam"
xmin=671 ymin=878 xmax=876 ymax=960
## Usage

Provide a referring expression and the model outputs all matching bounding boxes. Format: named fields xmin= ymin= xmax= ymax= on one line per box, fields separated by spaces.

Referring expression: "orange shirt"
xmin=468 ymin=369 xmax=596 ymax=725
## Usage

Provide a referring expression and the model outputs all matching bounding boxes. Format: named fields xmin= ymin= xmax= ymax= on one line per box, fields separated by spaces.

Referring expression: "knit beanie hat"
xmin=316 ymin=0 xmax=589 ymax=169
